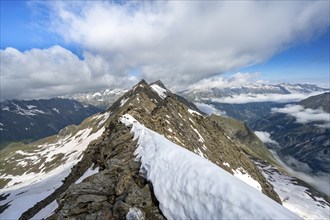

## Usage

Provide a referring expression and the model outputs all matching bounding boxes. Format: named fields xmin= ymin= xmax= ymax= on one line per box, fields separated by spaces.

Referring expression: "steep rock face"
xmin=3 ymin=80 xmax=283 ymax=219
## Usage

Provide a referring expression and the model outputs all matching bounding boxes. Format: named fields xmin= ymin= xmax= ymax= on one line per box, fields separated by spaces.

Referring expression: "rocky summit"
xmin=2 ymin=80 xmax=290 ymax=219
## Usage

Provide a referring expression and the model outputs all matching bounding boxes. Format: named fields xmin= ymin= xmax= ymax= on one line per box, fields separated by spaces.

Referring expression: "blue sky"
xmin=239 ymin=29 xmax=329 ymax=85
xmin=1 ymin=1 xmax=329 ymax=100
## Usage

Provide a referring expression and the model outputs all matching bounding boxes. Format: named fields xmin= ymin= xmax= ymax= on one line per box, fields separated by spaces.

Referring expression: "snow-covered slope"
xmin=0 ymin=112 xmax=110 ymax=219
xmin=0 ymin=98 xmax=101 ymax=147
xmin=256 ymin=161 xmax=330 ymax=220
xmin=120 ymin=114 xmax=300 ymax=219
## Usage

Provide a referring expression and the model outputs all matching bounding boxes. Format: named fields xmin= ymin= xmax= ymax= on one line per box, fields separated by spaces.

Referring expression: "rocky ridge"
xmin=48 ymin=80 xmax=281 ymax=219
xmin=3 ymin=80 xmax=282 ymax=219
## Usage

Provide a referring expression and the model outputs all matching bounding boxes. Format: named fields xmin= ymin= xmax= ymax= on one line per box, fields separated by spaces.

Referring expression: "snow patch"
xmin=188 ymin=108 xmax=202 ymax=116
xmin=26 ymin=105 xmax=37 ymax=109
xmin=150 ymin=84 xmax=167 ymax=99
xmin=233 ymin=168 xmax=262 ymax=192
xmin=32 ymin=200 xmax=58 ymax=219
xmin=75 ymin=165 xmax=99 ymax=184
xmin=52 ymin=108 xmax=60 ymax=113
xmin=119 ymin=114 xmax=300 ymax=220
xmin=257 ymin=162 xmax=330 ymax=220
xmin=120 ymin=98 xmax=129 ymax=107
xmin=223 ymin=162 xmax=230 ymax=167
xmin=12 ymin=103 xmax=47 ymax=116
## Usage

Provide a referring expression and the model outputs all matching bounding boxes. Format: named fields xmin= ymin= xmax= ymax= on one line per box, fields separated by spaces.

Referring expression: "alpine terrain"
xmin=180 ymin=83 xmax=328 ymax=124
xmin=0 ymin=98 xmax=101 ymax=148
xmin=1 ymin=80 xmax=329 ymax=219
xmin=253 ymin=93 xmax=330 ymax=176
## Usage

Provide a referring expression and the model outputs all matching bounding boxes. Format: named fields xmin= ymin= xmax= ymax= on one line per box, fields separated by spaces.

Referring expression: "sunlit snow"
xmin=120 ymin=114 xmax=300 ymax=219
xmin=0 ymin=112 xmax=108 ymax=219
xmin=150 ymin=84 xmax=167 ymax=99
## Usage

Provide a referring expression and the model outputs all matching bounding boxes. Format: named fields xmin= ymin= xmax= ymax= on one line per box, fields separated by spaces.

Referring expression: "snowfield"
xmin=150 ymin=84 xmax=168 ymax=99
xmin=257 ymin=162 xmax=330 ymax=220
xmin=120 ymin=114 xmax=301 ymax=220
xmin=0 ymin=112 xmax=109 ymax=219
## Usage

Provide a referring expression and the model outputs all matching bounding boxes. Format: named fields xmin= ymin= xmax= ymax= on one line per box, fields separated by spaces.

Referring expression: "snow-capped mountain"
xmin=1 ymin=80 xmax=328 ymax=219
xmin=179 ymin=83 xmax=328 ymax=124
xmin=180 ymin=83 xmax=328 ymax=103
xmin=60 ymin=88 xmax=127 ymax=110
xmin=0 ymin=98 xmax=101 ymax=148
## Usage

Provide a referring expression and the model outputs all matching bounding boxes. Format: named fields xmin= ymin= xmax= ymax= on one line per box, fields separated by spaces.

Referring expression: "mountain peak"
xmin=150 ymin=80 xmax=167 ymax=90
xmin=136 ymin=79 xmax=149 ymax=87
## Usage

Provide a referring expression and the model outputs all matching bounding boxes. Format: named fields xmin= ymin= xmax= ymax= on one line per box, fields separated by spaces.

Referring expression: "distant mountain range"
xmin=0 ymin=98 xmax=101 ymax=148
xmin=180 ymin=83 xmax=328 ymax=103
xmin=60 ymin=88 xmax=127 ymax=109
xmin=178 ymin=83 xmax=328 ymax=124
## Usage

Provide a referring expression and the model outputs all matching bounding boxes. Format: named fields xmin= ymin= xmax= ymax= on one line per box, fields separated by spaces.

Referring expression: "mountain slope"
xmin=2 ymin=80 xmax=324 ymax=219
xmin=0 ymin=98 xmax=101 ymax=148
xmin=252 ymin=93 xmax=330 ymax=176
xmin=0 ymin=111 xmax=109 ymax=219
xmin=209 ymin=115 xmax=278 ymax=166
xmin=299 ymin=92 xmax=330 ymax=112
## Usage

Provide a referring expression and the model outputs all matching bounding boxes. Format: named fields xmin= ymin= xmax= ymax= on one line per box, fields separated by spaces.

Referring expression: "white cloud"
xmin=2 ymin=1 xmax=329 ymax=100
xmin=194 ymin=102 xmax=227 ymax=116
xmin=272 ymin=104 xmax=330 ymax=124
xmin=0 ymin=46 xmax=138 ymax=100
xmin=46 ymin=1 xmax=329 ymax=88
xmin=188 ymin=72 xmax=263 ymax=90
xmin=254 ymin=131 xmax=279 ymax=145
xmin=210 ymin=92 xmax=324 ymax=104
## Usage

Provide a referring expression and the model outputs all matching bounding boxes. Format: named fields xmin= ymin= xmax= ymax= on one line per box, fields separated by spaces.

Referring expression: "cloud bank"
xmin=254 ymin=131 xmax=279 ymax=145
xmin=0 ymin=46 xmax=138 ymax=100
xmin=1 ymin=1 xmax=329 ymax=100
xmin=49 ymin=1 xmax=329 ymax=85
xmin=194 ymin=102 xmax=227 ymax=116
xmin=270 ymin=150 xmax=330 ymax=196
xmin=210 ymin=92 xmax=324 ymax=104
xmin=272 ymin=104 xmax=330 ymax=125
